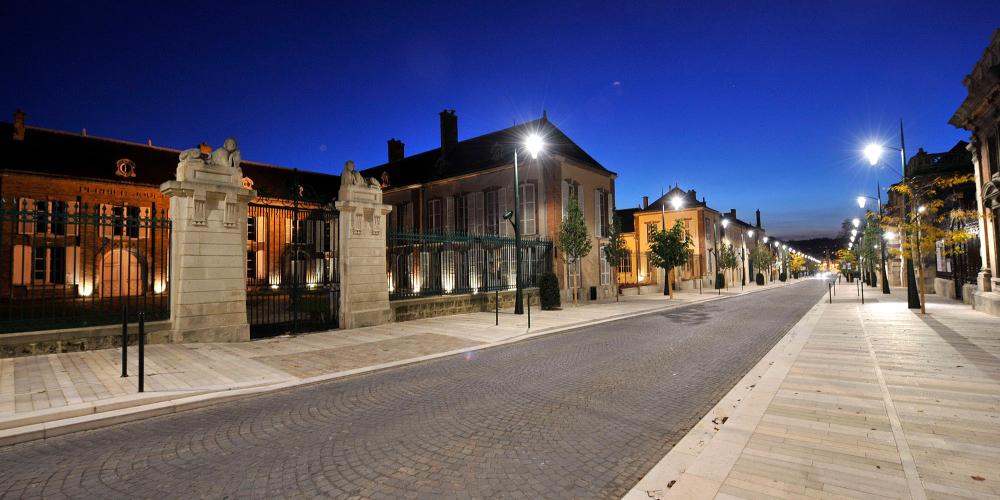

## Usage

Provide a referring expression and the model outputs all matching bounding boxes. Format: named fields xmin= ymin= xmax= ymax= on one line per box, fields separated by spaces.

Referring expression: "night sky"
xmin=2 ymin=1 xmax=997 ymax=238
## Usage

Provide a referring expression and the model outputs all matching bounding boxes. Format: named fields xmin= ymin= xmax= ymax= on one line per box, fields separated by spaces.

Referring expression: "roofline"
xmin=8 ymin=123 xmax=335 ymax=176
xmin=0 ymin=168 xmax=161 ymax=188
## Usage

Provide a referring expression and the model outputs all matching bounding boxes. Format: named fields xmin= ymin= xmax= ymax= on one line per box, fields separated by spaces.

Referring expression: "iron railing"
xmin=246 ymin=202 xmax=339 ymax=338
xmin=0 ymin=198 xmax=171 ymax=334
xmin=387 ymin=230 xmax=552 ymax=300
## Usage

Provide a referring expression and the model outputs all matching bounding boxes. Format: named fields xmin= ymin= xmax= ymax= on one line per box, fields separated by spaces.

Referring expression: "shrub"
xmin=539 ymin=272 xmax=561 ymax=310
xmin=779 ymin=272 xmax=787 ymax=282
xmin=755 ymin=273 xmax=765 ymax=286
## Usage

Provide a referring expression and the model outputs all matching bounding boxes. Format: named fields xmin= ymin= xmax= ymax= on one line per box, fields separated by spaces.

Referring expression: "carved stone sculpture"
xmin=341 ymin=160 xmax=381 ymax=189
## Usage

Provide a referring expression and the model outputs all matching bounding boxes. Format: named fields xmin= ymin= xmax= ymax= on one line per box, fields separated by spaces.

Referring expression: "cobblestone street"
xmin=0 ymin=281 xmax=826 ymax=499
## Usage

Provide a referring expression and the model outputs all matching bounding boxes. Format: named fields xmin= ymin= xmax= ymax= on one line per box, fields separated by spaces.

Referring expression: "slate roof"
xmin=361 ymin=117 xmax=614 ymax=188
xmin=905 ymin=141 xmax=972 ymax=178
xmin=614 ymin=208 xmax=638 ymax=233
xmin=0 ymin=123 xmax=340 ymax=202
xmin=645 ymin=186 xmax=708 ymax=212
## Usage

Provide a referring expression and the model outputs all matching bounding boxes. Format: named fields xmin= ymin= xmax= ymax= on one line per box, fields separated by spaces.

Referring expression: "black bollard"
xmin=138 ymin=312 xmax=145 ymax=393
xmin=828 ymin=282 xmax=832 ymax=304
xmin=121 ymin=304 xmax=128 ymax=378
xmin=527 ymin=291 xmax=531 ymax=329
xmin=495 ymin=290 xmax=499 ymax=326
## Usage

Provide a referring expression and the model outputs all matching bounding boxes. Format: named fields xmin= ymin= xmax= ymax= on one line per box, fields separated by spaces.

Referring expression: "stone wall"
xmin=0 ymin=320 xmax=171 ymax=358
xmin=391 ymin=288 xmax=540 ymax=322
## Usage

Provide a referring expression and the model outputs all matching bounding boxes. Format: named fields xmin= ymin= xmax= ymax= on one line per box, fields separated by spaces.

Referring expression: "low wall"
xmin=972 ymin=290 xmax=1000 ymax=317
xmin=0 ymin=320 xmax=172 ymax=358
xmin=962 ymin=284 xmax=977 ymax=305
xmin=391 ymin=288 xmax=541 ymax=322
xmin=934 ymin=278 xmax=957 ymax=300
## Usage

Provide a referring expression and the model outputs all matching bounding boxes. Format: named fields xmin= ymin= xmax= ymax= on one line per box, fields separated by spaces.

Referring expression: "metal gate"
xmin=246 ymin=202 xmax=339 ymax=338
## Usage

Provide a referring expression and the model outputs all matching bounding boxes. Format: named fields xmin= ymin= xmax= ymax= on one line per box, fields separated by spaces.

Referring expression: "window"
xmin=111 ymin=207 xmax=125 ymax=236
xmin=34 ymin=200 xmax=48 ymax=234
xmin=646 ymin=222 xmax=658 ymax=242
xmin=395 ymin=202 xmax=413 ymax=231
xmin=32 ymin=248 xmax=46 ymax=282
xmin=600 ymin=247 xmax=610 ymax=285
xmin=520 ymin=183 xmax=537 ymax=235
xmin=49 ymin=247 xmax=66 ymax=284
xmin=427 ymin=199 xmax=442 ymax=233
xmin=247 ymin=216 xmax=257 ymax=242
xmin=596 ymin=190 xmax=610 ymax=237
xmin=619 ymin=250 xmax=632 ymax=274
xmin=485 ymin=189 xmax=500 ymax=235
xmin=50 ymin=201 xmax=67 ymax=236
xmin=989 ymin=132 xmax=1000 ymax=176
xmin=455 ymin=195 xmax=467 ymax=233
xmin=567 ymin=259 xmax=581 ymax=289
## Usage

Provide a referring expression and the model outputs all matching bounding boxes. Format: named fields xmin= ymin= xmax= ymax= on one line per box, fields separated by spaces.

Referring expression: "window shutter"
xmin=576 ymin=184 xmax=584 ymax=214
xmin=44 ymin=247 xmax=52 ymax=285
xmin=256 ymin=216 xmax=267 ymax=242
xmin=595 ymin=189 xmax=602 ymax=237
xmin=256 ymin=250 xmax=267 ymax=280
xmin=17 ymin=198 xmax=35 ymax=235
xmin=445 ymin=196 xmax=455 ymax=232
xmin=561 ymin=181 xmax=569 ymax=220
xmin=12 ymin=245 xmax=29 ymax=285
xmin=608 ymin=192 xmax=614 ymax=232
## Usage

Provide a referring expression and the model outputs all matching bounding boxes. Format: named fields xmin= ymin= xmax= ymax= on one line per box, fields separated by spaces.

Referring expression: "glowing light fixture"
xmin=524 ymin=134 xmax=544 ymax=159
xmin=747 ymin=230 xmax=754 ymax=237
xmin=883 ymin=231 xmax=896 ymax=240
xmin=763 ymin=236 xmax=769 ymax=243
xmin=863 ymin=143 xmax=883 ymax=166
xmin=670 ymin=196 xmax=683 ymax=210
xmin=852 ymin=218 xmax=861 ymax=228
xmin=917 ymin=205 xmax=927 ymax=214
xmin=721 ymin=218 xmax=730 ymax=228
xmin=856 ymin=196 xmax=866 ymax=209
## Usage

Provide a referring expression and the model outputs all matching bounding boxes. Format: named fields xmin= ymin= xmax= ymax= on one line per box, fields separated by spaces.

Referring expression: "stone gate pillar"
xmin=160 ymin=139 xmax=256 ymax=343
xmin=335 ymin=160 xmax=393 ymax=329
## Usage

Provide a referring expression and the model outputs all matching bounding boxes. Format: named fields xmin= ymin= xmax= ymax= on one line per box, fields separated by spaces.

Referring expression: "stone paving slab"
xmin=626 ymin=286 xmax=1000 ymax=500
xmin=0 ymin=280 xmax=794 ymax=442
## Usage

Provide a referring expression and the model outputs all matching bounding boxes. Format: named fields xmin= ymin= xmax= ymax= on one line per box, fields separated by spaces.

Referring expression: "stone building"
xmin=614 ymin=186 xmax=768 ymax=292
xmin=362 ymin=110 xmax=618 ymax=302
xmin=949 ymin=28 xmax=1000 ymax=316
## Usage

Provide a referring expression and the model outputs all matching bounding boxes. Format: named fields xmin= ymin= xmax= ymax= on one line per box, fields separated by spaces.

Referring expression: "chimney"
xmin=755 ymin=209 xmax=761 ymax=228
xmin=642 ymin=196 xmax=649 ymax=209
xmin=729 ymin=209 xmax=736 ymax=220
xmin=12 ymin=109 xmax=25 ymax=141
xmin=81 ymin=128 xmax=87 ymax=137
xmin=688 ymin=189 xmax=697 ymax=201
xmin=439 ymin=109 xmax=457 ymax=152
xmin=388 ymin=138 xmax=405 ymax=162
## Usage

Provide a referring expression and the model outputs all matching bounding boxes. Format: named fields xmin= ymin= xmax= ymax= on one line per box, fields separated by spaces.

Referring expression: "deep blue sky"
xmin=2 ymin=1 xmax=997 ymax=238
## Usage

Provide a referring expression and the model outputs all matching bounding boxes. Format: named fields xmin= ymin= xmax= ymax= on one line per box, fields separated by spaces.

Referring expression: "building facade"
xmin=362 ymin=111 xmax=618 ymax=301
xmin=949 ymin=28 xmax=1000 ymax=315
xmin=614 ymin=186 xmax=768 ymax=291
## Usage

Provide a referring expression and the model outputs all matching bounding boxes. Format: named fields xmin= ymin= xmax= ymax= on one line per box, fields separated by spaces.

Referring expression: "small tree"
xmin=558 ymin=197 xmax=592 ymax=304
xmin=883 ymin=173 xmax=978 ymax=314
xmin=788 ymin=254 xmax=806 ymax=278
xmin=718 ymin=244 xmax=740 ymax=290
xmin=750 ymin=245 xmax=772 ymax=285
xmin=603 ymin=216 xmax=629 ymax=302
xmin=836 ymin=248 xmax=857 ymax=281
xmin=648 ymin=220 xmax=693 ymax=299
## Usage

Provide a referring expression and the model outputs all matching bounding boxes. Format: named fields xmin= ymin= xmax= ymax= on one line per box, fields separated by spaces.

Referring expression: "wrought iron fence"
xmin=246 ymin=202 xmax=339 ymax=338
xmin=387 ymin=230 xmax=552 ymax=300
xmin=0 ymin=198 xmax=171 ymax=334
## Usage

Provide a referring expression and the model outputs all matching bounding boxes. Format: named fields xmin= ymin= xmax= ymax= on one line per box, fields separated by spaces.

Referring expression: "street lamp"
xmin=670 ymin=196 xmax=683 ymax=210
xmin=852 ymin=218 xmax=860 ymax=228
xmin=862 ymin=121 xmax=919 ymax=308
xmin=857 ymin=194 xmax=890 ymax=294
xmin=511 ymin=133 xmax=544 ymax=315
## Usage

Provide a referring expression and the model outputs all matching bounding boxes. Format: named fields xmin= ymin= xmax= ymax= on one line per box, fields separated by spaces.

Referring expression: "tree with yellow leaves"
xmin=881 ymin=173 xmax=977 ymax=314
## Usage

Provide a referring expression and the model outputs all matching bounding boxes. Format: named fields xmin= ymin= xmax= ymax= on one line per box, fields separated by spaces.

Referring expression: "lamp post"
xmin=511 ymin=134 xmax=544 ymax=315
xmin=856 ymin=193 xmax=890 ymax=294
xmin=863 ymin=121 xmax=919 ymax=308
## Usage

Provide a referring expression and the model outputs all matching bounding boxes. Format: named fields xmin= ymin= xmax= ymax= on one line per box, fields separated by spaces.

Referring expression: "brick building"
xmin=1 ymin=111 xmax=339 ymax=335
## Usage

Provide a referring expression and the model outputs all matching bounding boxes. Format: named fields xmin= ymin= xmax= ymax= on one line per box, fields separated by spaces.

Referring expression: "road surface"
xmin=0 ymin=280 xmax=826 ymax=499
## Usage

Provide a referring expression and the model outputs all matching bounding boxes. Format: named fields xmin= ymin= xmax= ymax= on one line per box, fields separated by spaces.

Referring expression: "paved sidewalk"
xmin=0 ymin=280 xmax=792 ymax=444
xmin=627 ymin=285 xmax=1000 ymax=500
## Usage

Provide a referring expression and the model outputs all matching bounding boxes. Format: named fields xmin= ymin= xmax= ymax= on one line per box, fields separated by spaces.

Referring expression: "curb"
xmin=0 ymin=280 xmax=807 ymax=448
xmin=622 ymin=287 xmax=827 ymax=499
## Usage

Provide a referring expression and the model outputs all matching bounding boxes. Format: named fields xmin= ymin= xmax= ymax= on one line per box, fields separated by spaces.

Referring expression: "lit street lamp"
xmin=510 ymin=133 xmax=544 ymax=315
xmin=862 ymin=121 xmax=919 ymax=309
